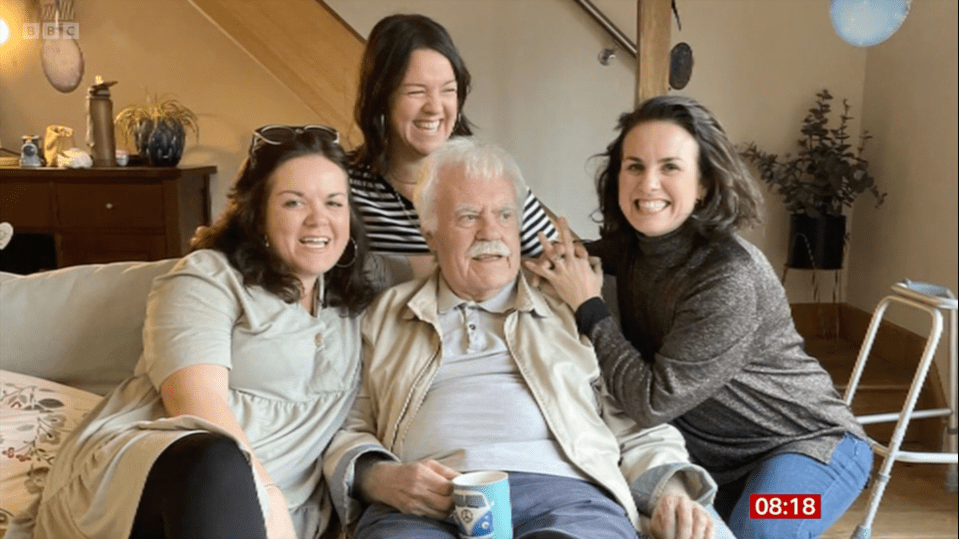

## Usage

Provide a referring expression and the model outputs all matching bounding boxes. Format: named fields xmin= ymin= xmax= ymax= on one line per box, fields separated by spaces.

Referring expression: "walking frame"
xmin=842 ymin=280 xmax=958 ymax=539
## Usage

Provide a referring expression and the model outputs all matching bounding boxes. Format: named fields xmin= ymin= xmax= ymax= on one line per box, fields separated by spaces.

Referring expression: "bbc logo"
xmin=22 ymin=22 xmax=79 ymax=40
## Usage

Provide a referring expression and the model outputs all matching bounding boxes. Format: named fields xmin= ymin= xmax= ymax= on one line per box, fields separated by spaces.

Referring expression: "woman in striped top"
xmin=350 ymin=14 xmax=557 ymax=284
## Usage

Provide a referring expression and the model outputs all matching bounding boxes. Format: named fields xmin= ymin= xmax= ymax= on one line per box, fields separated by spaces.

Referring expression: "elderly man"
xmin=324 ymin=138 xmax=728 ymax=539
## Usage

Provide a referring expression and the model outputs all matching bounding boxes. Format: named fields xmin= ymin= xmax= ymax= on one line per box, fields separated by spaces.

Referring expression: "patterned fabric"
xmin=0 ymin=370 xmax=101 ymax=538
xmin=348 ymin=164 xmax=557 ymax=256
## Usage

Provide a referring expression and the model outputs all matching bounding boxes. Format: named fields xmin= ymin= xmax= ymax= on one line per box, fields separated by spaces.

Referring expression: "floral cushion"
xmin=0 ymin=370 xmax=102 ymax=537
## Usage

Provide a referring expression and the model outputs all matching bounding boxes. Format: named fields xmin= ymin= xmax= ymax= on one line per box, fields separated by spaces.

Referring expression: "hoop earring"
xmin=263 ymin=235 xmax=270 ymax=248
xmin=335 ymin=237 xmax=357 ymax=268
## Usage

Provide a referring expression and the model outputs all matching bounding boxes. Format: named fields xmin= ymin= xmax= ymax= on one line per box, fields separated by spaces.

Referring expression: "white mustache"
xmin=467 ymin=240 xmax=511 ymax=258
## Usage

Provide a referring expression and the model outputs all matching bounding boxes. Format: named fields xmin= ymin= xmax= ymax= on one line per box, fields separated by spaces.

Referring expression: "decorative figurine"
xmin=20 ymin=136 xmax=42 ymax=167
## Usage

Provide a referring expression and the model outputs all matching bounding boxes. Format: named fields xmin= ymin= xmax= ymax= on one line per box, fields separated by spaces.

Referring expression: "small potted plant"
xmin=115 ymin=93 xmax=198 ymax=167
xmin=742 ymin=89 xmax=885 ymax=269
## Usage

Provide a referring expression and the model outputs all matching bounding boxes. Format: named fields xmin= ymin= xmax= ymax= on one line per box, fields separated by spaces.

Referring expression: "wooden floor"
xmin=823 ymin=461 xmax=957 ymax=538
xmin=808 ymin=338 xmax=958 ymax=539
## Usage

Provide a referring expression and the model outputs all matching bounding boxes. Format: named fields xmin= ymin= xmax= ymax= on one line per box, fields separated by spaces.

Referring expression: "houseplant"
xmin=742 ymin=89 xmax=885 ymax=269
xmin=115 ymin=94 xmax=198 ymax=167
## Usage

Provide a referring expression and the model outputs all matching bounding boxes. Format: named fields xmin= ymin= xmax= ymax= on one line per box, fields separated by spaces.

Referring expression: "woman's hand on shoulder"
xmin=524 ymin=217 xmax=603 ymax=311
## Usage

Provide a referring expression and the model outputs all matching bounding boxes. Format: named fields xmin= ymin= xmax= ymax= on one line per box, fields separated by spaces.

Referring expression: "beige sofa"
xmin=0 ymin=259 xmax=178 ymax=535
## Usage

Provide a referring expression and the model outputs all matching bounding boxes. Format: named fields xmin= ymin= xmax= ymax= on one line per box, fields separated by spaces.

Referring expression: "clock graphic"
xmin=750 ymin=494 xmax=822 ymax=519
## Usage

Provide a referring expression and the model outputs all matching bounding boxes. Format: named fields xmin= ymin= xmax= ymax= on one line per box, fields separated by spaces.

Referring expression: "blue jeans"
xmin=714 ymin=434 xmax=873 ymax=539
xmin=353 ymin=472 xmax=638 ymax=539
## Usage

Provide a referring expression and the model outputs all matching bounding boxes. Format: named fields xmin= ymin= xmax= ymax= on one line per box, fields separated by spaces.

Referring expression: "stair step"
xmin=807 ymin=338 xmax=913 ymax=388
xmin=844 ymin=386 xmax=935 ymax=444
xmin=805 ymin=337 xmax=944 ymax=451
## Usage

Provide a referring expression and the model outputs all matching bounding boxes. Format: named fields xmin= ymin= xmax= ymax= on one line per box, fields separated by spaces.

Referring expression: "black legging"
xmin=129 ymin=432 xmax=268 ymax=539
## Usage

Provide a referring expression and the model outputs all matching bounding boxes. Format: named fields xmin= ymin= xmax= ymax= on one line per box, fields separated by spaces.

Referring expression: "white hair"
xmin=413 ymin=137 xmax=528 ymax=234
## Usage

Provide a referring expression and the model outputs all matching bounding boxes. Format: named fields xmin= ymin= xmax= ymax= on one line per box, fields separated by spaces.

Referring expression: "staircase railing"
xmin=572 ymin=0 xmax=637 ymax=58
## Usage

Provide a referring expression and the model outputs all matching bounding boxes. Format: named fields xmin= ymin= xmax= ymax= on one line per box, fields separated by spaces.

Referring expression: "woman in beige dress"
xmin=22 ymin=125 xmax=377 ymax=539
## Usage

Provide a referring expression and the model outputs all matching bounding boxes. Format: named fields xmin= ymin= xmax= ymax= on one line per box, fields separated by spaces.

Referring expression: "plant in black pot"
xmin=115 ymin=94 xmax=198 ymax=167
xmin=742 ymin=89 xmax=886 ymax=270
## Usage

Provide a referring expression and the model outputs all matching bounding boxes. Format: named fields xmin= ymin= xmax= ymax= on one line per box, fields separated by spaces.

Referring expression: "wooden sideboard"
xmin=0 ymin=166 xmax=214 ymax=270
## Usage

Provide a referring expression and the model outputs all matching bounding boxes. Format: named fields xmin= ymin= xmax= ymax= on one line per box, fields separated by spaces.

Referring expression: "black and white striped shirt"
xmin=349 ymin=165 xmax=558 ymax=256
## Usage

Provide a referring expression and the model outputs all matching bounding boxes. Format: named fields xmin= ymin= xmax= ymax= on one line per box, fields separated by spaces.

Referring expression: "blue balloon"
xmin=830 ymin=0 xmax=910 ymax=47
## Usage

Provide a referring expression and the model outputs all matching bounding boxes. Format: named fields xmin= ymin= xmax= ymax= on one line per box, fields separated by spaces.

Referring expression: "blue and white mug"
xmin=452 ymin=471 xmax=512 ymax=539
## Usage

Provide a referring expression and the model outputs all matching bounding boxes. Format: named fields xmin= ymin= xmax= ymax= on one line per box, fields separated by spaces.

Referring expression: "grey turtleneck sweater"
xmin=577 ymin=224 xmax=866 ymax=484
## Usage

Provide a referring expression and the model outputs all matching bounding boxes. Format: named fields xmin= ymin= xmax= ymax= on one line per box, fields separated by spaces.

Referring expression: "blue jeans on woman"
xmin=714 ymin=434 xmax=873 ymax=539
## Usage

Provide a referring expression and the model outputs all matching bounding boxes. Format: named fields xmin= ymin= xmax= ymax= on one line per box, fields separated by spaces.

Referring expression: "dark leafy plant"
xmin=742 ymin=90 xmax=886 ymax=217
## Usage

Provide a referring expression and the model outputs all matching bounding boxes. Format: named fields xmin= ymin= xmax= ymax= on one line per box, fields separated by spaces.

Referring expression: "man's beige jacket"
xmin=323 ymin=269 xmax=714 ymax=533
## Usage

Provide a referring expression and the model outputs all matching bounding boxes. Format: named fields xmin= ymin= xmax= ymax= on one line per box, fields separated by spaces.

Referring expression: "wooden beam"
xmin=636 ymin=0 xmax=672 ymax=104
xmin=188 ymin=0 xmax=364 ymax=146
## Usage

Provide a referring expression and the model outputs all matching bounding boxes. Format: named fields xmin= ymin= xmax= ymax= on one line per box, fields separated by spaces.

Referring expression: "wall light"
xmin=830 ymin=0 xmax=911 ymax=47
xmin=0 ymin=17 xmax=10 ymax=46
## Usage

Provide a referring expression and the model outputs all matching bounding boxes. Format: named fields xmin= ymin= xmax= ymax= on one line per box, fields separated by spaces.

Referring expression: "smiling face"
xmin=618 ymin=120 xmax=705 ymax=237
xmin=264 ymin=154 xmax=351 ymax=291
xmin=424 ymin=166 xmax=521 ymax=301
xmin=388 ymin=48 xmax=458 ymax=163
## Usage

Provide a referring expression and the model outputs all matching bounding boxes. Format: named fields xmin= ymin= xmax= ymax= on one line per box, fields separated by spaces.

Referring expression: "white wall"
xmin=327 ymin=0 xmax=868 ymax=302
xmin=847 ymin=0 xmax=958 ymax=380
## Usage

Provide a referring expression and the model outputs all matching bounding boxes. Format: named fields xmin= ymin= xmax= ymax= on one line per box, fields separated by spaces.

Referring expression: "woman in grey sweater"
xmin=525 ymin=96 xmax=871 ymax=539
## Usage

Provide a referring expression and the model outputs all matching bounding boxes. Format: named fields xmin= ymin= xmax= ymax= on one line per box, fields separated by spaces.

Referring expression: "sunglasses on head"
xmin=249 ymin=124 xmax=340 ymax=154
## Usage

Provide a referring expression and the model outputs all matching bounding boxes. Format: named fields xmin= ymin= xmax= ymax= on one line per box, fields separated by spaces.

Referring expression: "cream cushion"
xmin=0 ymin=259 xmax=178 ymax=396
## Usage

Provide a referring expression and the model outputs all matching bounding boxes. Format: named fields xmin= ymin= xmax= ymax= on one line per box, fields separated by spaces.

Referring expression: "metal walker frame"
xmin=842 ymin=281 xmax=958 ymax=539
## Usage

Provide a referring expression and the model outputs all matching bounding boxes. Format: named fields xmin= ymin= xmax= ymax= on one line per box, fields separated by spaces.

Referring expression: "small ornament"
xmin=20 ymin=136 xmax=43 ymax=167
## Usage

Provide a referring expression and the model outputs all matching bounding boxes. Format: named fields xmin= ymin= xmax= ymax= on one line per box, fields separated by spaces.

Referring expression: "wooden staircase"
xmin=188 ymin=0 xmax=365 ymax=146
